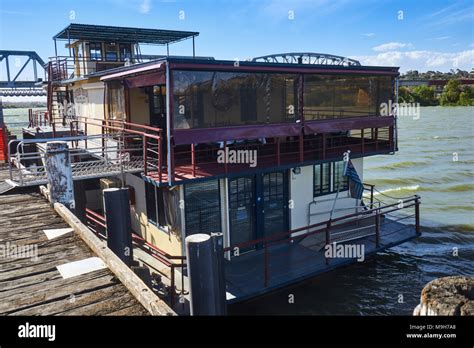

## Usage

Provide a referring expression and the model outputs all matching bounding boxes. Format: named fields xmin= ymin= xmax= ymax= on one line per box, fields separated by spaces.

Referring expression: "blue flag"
xmin=344 ymin=160 xmax=364 ymax=199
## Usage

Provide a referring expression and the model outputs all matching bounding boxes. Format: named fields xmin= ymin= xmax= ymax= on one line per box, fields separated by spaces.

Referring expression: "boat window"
xmin=145 ymin=182 xmax=167 ymax=228
xmin=172 ymin=70 xmax=299 ymax=129
xmin=119 ymin=43 xmax=132 ymax=61
xmin=105 ymin=43 xmax=118 ymax=61
xmin=304 ymin=75 xmax=394 ymax=120
xmin=107 ymin=81 xmax=125 ymax=121
xmin=314 ymin=161 xmax=349 ymax=197
xmin=333 ymin=161 xmax=349 ymax=192
xmin=89 ymin=42 xmax=102 ymax=61
xmin=184 ymin=180 xmax=221 ymax=236
xmin=314 ymin=162 xmax=331 ymax=196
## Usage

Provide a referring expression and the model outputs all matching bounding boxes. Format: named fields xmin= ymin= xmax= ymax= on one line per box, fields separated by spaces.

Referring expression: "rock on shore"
xmin=413 ymin=276 xmax=473 ymax=316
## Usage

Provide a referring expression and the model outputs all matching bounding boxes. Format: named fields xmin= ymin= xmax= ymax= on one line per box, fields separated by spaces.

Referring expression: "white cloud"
xmin=427 ymin=36 xmax=451 ymax=41
xmin=139 ymin=0 xmax=152 ymax=14
xmin=372 ymin=42 xmax=413 ymax=52
xmin=352 ymin=50 xmax=474 ymax=72
xmin=362 ymin=33 xmax=375 ymax=37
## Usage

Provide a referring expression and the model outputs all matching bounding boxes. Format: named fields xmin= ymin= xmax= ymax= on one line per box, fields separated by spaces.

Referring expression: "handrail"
xmin=224 ymin=194 xmax=420 ymax=252
xmin=83 ymin=208 xmax=185 ymax=307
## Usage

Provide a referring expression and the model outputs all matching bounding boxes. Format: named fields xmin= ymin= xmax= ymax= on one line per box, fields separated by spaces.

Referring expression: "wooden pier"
xmin=0 ymin=173 xmax=150 ymax=315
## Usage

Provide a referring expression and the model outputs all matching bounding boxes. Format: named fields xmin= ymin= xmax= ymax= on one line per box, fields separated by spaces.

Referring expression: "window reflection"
xmin=172 ymin=70 xmax=299 ymax=129
xmin=172 ymin=70 xmax=394 ymax=129
xmin=304 ymin=75 xmax=394 ymax=119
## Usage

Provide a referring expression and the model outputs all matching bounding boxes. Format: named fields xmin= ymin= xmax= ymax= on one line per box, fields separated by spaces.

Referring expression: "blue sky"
xmin=0 ymin=0 xmax=473 ymax=80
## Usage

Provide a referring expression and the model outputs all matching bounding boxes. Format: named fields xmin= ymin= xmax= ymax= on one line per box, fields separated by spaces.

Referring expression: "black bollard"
xmin=103 ymin=187 xmax=133 ymax=266
xmin=211 ymin=233 xmax=227 ymax=315
xmin=185 ymin=233 xmax=226 ymax=315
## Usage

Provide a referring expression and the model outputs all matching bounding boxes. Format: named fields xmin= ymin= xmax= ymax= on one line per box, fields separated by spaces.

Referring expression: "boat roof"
xmin=95 ymin=56 xmax=399 ymax=82
xmin=53 ymin=23 xmax=199 ymax=45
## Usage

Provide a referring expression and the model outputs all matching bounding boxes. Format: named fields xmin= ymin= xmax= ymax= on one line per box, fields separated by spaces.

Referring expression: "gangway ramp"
xmin=7 ymin=133 xmax=145 ymax=187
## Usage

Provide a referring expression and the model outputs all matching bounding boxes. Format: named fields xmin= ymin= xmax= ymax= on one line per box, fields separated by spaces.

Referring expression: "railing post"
xmin=322 ymin=133 xmax=326 ymax=160
xmin=223 ymin=140 xmax=228 ymax=174
xmin=191 ymin=143 xmax=196 ymax=177
xmin=389 ymin=125 xmax=394 ymax=152
xmin=158 ymin=133 xmax=162 ymax=182
xmin=375 ymin=127 xmax=379 ymax=151
xmin=299 ymin=133 xmax=304 ymax=163
xmin=101 ymin=120 xmax=106 ymax=158
xmin=370 ymin=184 xmax=374 ymax=208
xmin=143 ymin=136 xmax=148 ymax=176
xmin=375 ymin=210 xmax=380 ymax=247
xmin=170 ymin=265 xmax=176 ymax=307
xmin=325 ymin=220 xmax=331 ymax=265
xmin=276 ymin=137 xmax=281 ymax=166
xmin=415 ymin=197 xmax=421 ymax=235
xmin=264 ymin=242 xmax=269 ymax=287
xmin=361 ymin=128 xmax=365 ymax=154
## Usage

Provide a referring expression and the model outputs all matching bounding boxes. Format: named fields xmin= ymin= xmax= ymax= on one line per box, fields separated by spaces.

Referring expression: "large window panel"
xmin=184 ymin=180 xmax=221 ymax=235
xmin=107 ymin=81 xmax=125 ymax=121
xmin=304 ymin=75 xmax=394 ymax=120
xmin=172 ymin=70 xmax=299 ymax=129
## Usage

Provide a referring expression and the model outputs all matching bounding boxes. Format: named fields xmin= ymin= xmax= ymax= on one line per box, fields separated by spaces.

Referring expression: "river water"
xmin=230 ymin=106 xmax=474 ymax=315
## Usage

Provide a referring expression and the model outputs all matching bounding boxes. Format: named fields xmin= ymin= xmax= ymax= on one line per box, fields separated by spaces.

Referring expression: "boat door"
xmin=149 ymin=85 xmax=167 ymax=160
xmin=229 ymin=171 xmax=289 ymax=253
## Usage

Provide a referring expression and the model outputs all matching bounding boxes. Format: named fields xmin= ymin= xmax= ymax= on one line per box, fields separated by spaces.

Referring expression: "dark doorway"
xmin=229 ymin=171 xmax=289 ymax=253
xmin=149 ymin=85 xmax=167 ymax=164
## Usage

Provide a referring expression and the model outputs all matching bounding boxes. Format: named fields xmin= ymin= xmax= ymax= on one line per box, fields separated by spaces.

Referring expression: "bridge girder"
xmin=251 ymin=52 xmax=361 ymax=67
xmin=0 ymin=50 xmax=47 ymax=90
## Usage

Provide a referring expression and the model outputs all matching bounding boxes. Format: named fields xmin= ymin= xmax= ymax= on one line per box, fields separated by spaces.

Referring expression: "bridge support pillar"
xmin=45 ymin=141 xmax=75 ymax=210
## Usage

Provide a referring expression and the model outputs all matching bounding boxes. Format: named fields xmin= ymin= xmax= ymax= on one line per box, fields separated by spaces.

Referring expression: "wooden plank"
xmin=9 ymin=284 xmax=129 ymax=316
xmin=54 ymin=202 xmax=176 ymax=316
xmin=0 ymin=269 xmax=114 ymax=314
xmin=0 ymin=248 xmax=91 ymax=281
xmin=58 ymin=289 xmax=145 ymax=316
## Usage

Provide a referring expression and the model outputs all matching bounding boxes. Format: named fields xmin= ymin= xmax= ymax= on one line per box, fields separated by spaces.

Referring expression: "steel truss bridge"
xmin=0 ymin=50 xmax=47 ymax=97
xmin=251 ymin=52 xmax=361 ymax=66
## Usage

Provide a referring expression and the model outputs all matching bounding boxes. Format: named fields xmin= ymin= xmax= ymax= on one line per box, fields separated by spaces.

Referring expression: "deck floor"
xmin=224 ymin=217 xmax=418 ymax=303
xmin=0 ymin=188 xmax=149 ymax=315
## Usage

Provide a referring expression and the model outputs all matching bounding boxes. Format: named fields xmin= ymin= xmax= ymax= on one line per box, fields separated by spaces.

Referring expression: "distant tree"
xmin=458 ymin=86 xmax=474 ymax=106
xmin=404 ymin=70 xmax=419 ymax=80
xmin=398 ymin=86 xmax=414 ymax=103
xmin=440 ymin=79 xmax=462 ymax=105
xmin=411 ymin=85 xmax=437 ymax=106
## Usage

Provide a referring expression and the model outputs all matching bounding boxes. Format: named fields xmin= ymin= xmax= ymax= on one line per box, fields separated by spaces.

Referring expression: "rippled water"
xmin=230 ymin=106 xmax=474 ymax=315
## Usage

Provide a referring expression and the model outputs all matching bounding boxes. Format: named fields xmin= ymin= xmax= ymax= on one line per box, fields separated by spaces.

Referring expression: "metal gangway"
xmin=7 ymin=132 xmax=148 ymax=187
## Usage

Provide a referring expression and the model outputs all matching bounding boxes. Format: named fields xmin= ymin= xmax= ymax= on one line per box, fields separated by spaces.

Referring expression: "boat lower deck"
xmin=224 ymin=216 xmax=418 ymax=303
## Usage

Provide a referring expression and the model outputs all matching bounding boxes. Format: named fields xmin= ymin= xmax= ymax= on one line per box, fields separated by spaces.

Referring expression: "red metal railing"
xmin=131 ymin=233 xmax=186 ymax=306
xmin=224 ymin=189 xmax=420 ymax=287
xmin=173 ymin=127 xmax=393 ymax=178
xmin=85 ymin=208 xmax=107 ymax=239
xmin=27 ymin=108 xmax=393 ymax=185
xmin=84 ymin=208 xmax=186 ymax=307
xmin=28 ymin=109 xmax=49 ymax=128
